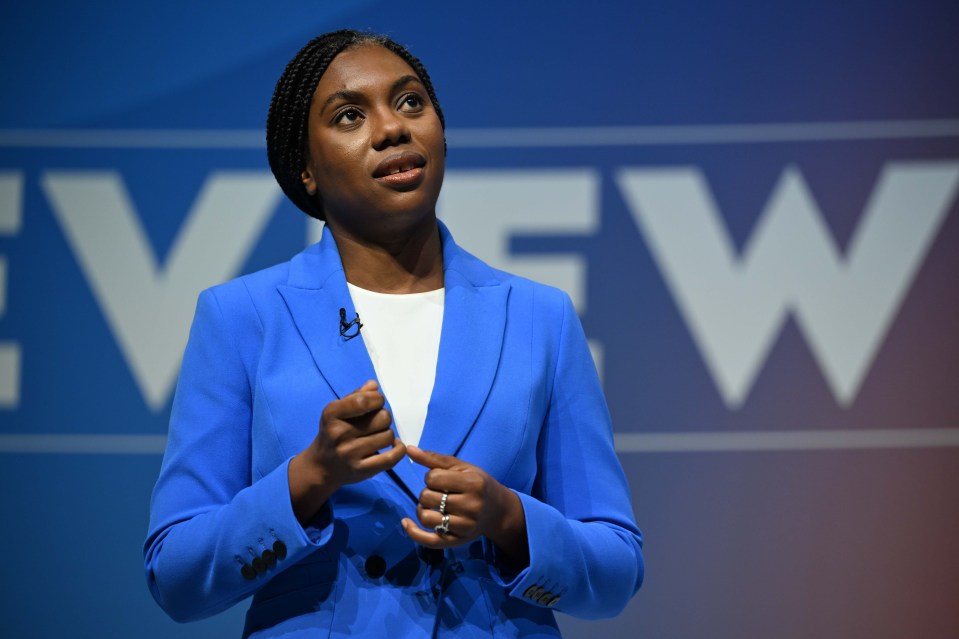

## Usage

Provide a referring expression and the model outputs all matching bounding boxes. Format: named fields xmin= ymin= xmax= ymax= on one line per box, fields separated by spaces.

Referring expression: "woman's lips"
xmin=376 ymin=167 xmax=424 ymax=187
xmin=372 ymin=152 xmax=426 ymax=188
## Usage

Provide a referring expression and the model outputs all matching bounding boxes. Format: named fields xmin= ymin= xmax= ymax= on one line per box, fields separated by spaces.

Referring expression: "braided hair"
xmin=266 ymin=29 xmax=446 ymax=221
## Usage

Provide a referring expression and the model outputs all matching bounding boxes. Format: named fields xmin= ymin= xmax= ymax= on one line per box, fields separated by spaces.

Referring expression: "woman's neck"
xmin=330 ymin=218 xmax=444 ymax=294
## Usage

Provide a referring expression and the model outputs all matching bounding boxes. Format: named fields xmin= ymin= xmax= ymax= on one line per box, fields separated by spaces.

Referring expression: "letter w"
xmin=616 ymin=162 xmax=959 ymax=408
xmin=43 ymin=171 xmax=280 ymax=411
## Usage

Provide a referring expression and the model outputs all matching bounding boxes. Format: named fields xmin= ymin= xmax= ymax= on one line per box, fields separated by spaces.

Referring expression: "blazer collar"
xmin=277 ymin=221 xmax=511 ymax=500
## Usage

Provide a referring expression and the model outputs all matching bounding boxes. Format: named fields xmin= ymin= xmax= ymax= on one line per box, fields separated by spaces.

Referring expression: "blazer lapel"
xmin=280 ymin=279 xmax=429 ymax=501
xmin=276 ymin=227 xmax=429 ymax=501
xmin=275 ymin=223 xmax=511 ymax=503
xmin=418 ymin=226 xmax=511 ymax=458
xmin=277 ymin=284 xmax=376 ymax=401
xmin=276 ymin=228 xmax=376 ymax=400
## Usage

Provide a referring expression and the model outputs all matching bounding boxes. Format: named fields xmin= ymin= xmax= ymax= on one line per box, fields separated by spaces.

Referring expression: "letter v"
xmin=43 ymin=171 xmax=280 ymax=411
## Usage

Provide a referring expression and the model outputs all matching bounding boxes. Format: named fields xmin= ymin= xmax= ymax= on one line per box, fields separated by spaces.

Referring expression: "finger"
xmin=414 ymin=502 xmax=473 ymax=537
xmin=348 ymin=407 xmax=393 ymax=434
xmin=414 ymin=504 xmax=470 ymax=536
xmin=423 ymin=468 xmax=476 ymax=494
xmin=407 ymin=445 xmax=461 ymax=470
xmin=340 ymin=426 xmax=396 ymax=458
xmin=342 ymin=380 xmax=381 ymax=415
xmin=323 ymin=389 xmax=385 ymax=422
xmin=417 ymin=501 xmax=442 ymax=521
xmin=401 ymin=517 xmax=469 ymax=549
xmin=418 ymin=488 xmax=455 ymax=511
xmin=350 ymin=431 xmax=406 ymax=461
xmin=354 ymin=379 xmax=379 ymax=393
xmin=320 ymin=408 xmax=390 ymax=447
xmin=355 ymin=438 xmax=407 ymax=475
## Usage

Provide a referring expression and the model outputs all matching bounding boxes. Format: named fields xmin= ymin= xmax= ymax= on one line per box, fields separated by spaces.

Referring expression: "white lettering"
xmin=439 ymin=170 xmax=599 ymax=311
xmin=438 ymin=170 xmax=604 ymax=376
xmin=0 ymin=172 xmax=23 ymax=408
xmin=617 ymin=162 xmax=959 ymax=407
xmin=43 ymin=171 xmax=280 ymax=411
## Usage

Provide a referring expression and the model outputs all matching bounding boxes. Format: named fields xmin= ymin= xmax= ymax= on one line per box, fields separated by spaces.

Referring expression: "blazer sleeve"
xmin=489 ymin=290 xmax=645 ymax=619
xmin=143 ymin=287 xmax=332 ymax=623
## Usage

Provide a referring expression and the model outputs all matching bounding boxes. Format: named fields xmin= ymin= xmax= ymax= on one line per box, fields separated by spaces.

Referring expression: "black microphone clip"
xmin=339 ymin=307 xmax=363 ymax=340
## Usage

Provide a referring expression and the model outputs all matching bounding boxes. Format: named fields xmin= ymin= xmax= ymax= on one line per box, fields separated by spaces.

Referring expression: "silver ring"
xmin=434 ymin=514 xmax=451 ymax=536
xmin=438 ymin=492 xmax=449 ymax=515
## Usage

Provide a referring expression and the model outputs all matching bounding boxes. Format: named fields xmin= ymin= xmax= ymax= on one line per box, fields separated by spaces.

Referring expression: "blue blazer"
xmin=145 ymin=222 xmax=643 ymax=638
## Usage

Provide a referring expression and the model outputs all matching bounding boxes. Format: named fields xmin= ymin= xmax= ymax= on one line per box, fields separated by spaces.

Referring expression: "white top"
xmin=347 ymin=284 xmax=445 ymax=447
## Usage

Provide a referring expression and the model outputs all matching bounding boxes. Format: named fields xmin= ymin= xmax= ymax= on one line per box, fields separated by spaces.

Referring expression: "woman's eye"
xmin=336 ymin=108 xmax=361 ymax=124
xmin=400 ymin=94 xmax=424 ymax=111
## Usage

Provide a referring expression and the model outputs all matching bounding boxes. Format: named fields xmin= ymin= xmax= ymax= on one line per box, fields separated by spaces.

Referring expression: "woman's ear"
xmin=301 ymin=168 xmax=317 ymax=196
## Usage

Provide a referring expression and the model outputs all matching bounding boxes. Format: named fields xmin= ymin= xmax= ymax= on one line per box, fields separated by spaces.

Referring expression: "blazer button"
xmin=547 ymin=596 xmax=560 ymax=608
xmin=252 ymin=556 xmax=267 ymax=575
xmin=538 ymin=591 xmax=554 ymax=604
xmin=273 ymin=540 xmax=288 ymax=561
xmin=365 ymin=555 xmax=387 ymax=579
xmin=262 ymin=549 xmax=277 ymax=568
xmin=240 ymin=563 xmax=256 ymax=580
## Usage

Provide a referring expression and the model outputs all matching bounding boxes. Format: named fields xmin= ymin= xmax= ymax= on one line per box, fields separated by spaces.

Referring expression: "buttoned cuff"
xmin=504 ymin=491 xmax=569 ymax=609
xmin=231 ymin=457 xmax=334 ymax=583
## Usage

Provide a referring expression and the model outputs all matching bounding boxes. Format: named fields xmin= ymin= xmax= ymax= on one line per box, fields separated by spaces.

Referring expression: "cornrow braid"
xmin=266 ymin=29 xmax=446 ymax=221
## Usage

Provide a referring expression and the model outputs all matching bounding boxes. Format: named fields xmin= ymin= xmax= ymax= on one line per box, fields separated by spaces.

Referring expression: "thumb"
xmin=407 ymin=445 xmax=459 ymax=470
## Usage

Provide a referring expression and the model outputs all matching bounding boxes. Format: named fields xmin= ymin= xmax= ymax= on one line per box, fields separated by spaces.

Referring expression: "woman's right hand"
xmin=288 ymin=380 xmax=406 ymax=525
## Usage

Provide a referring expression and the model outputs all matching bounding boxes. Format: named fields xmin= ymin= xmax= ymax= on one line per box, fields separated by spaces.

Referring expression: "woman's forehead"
xmin=314 ymin=44 xmax=418 ymax=98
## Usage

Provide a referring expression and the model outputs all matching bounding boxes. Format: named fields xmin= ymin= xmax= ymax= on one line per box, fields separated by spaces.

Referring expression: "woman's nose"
xmin=372 ymin=109 xmax=411 ymax=150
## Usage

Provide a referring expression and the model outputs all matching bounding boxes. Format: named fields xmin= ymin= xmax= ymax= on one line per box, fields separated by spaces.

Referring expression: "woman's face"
xmin=301 ymin=44 xmax=446 ymax=239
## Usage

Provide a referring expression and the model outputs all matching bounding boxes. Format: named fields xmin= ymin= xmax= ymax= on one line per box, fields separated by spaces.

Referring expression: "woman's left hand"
xmin=401 ymin=446 xmax=530 ymax=566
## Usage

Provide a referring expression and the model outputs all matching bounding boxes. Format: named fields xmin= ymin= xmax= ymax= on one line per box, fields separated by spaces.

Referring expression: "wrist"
xmin=498 ymin=487 xmax=525 ymax=537
xmin=487 ymin=486 xmax=529 ymax=563
xmin=289 ymin=451 xmax=338 ymax=525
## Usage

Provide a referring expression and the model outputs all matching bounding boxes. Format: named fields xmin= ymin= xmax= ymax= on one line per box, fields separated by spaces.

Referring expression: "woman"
xmin=145 ymin=29 xmax=643 ymax=638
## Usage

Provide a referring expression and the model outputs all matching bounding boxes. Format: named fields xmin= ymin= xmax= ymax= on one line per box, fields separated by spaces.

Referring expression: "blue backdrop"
xmin=1 ymin=1 xmax=958 ymax=637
